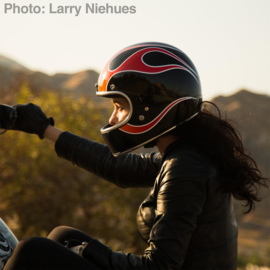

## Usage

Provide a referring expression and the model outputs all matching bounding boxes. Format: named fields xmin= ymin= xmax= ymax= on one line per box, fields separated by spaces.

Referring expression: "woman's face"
xmin=109 ymin=97 xmax=130 ymax=126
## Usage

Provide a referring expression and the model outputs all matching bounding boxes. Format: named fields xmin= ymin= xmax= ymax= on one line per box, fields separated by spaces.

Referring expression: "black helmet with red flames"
xmin=96 ymin=42 xmax=202 ymax=156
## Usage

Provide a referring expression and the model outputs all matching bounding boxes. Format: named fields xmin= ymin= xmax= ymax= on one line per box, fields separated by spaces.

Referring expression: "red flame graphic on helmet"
xmin=98 ymin=45 xmax=199 ymax=92
xmin=120 ymin=97 xmax=192 ymax=134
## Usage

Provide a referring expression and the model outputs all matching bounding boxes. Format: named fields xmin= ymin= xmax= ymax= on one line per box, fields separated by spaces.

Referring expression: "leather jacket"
xmin=55 ymin=131 xmax=238 ymax=270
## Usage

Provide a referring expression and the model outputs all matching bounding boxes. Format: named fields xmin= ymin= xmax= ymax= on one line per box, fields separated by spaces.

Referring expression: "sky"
xmin=0 ymin=0 xmax=269 ymax=100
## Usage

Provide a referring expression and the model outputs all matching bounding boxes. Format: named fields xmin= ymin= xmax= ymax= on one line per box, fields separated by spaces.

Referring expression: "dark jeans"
xmin=4 ymin=226 xmax=101 ymax=270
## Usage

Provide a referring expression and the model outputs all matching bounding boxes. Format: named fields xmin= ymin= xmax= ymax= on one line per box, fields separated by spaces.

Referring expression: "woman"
xmin=1 ymin=42 xmax=267 ymax=270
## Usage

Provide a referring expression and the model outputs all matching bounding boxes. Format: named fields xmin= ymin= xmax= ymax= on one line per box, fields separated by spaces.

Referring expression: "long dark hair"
xmin=173 ymin=101 xmax=269 ymax=214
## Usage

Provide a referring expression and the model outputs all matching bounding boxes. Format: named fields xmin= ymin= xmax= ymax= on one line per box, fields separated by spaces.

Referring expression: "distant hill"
xmin=0 ymin=55 xmax=101 ymax=104
xmin=0 ymin=55 xmax=30 ymax=72
xmin=212 ymin=90 xmax=270 ymax=176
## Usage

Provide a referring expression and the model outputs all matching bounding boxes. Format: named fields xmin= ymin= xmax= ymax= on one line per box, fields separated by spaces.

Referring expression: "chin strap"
xmin=144 ymin=139 xmax=157 ymax=148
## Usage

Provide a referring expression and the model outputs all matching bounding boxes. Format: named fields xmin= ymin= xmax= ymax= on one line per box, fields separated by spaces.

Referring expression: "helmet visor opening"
xmin=97 ymin=91 xmax=133 ymax=134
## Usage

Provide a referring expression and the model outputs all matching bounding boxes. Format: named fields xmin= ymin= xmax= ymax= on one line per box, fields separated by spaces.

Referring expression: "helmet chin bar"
xmin=103 ymin=108 xmax=201 ymax=157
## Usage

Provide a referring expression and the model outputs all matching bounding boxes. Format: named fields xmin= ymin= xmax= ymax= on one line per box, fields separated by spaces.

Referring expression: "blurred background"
xmin=0 ymin=0 xmax=269 ymax=268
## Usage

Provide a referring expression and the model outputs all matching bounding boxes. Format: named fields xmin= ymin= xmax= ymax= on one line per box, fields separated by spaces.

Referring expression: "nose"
xmin=109 ymin=110 xmax=118 ymax=126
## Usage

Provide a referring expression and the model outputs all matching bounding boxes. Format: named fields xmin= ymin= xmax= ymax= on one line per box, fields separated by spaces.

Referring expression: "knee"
xmin=4 ymin=237 xmax=42 ymax=269
xmin=13 ymin=237 xmax=42 ymax=258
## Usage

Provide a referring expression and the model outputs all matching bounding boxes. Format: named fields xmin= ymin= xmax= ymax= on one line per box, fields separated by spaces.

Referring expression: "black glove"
xmin=0 ymin=105 xmax=17 ymax=130
xmin=12 ymin=103 xmax=54 ymax=139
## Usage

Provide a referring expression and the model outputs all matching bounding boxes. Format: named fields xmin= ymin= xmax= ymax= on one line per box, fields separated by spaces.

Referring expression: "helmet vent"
xmin=139 ymin=115 xmax=145 ymax=121
xmin=110 ymin=84 xmax=116 ymax=90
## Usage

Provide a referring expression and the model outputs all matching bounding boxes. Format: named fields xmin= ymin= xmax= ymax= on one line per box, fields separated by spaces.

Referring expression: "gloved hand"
xmin=0 ymin=105 xmax=17 ymax=130
xmin=12 ymin=103 xmax=54 ymax=139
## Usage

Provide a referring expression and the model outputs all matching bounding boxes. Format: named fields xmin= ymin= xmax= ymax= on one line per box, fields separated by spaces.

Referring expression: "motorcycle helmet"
xmin=96 ymin=42 xmax=202 ymax=156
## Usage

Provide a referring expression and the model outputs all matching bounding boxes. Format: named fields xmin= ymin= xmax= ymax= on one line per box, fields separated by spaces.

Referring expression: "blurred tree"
xmin=0 ymin=85 xmax=149 ymax=253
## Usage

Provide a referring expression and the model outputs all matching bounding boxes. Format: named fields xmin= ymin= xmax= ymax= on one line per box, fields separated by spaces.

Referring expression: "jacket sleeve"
xmin=54 ymin=131 xmax=161 ymax=188
xmin=81 ymin=151 xmax=209 ymax=270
